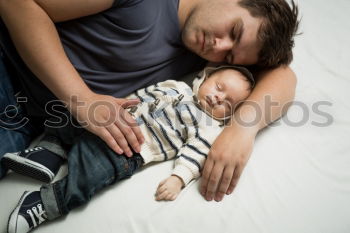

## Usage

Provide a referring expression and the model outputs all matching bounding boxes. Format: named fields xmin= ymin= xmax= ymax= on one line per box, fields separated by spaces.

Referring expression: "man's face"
xmin=197 ymin=69 xmax=251 ymax=119
xmin=181 ymin=0 xmax=262 ymax=65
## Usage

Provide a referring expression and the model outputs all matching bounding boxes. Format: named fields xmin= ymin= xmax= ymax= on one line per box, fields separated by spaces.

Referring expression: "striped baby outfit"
xmin=126 ymin=80 xmax=223 ymax=186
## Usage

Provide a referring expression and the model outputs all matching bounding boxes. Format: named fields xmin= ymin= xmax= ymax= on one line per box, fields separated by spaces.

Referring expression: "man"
xmin=0 ymin=0 xmax=299 ymax=202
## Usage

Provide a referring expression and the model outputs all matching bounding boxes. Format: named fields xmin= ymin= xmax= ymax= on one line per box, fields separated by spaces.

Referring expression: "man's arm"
xmin=0 ymin=0 xmax=144 ymax=156
xmin=200 ymin=65 xmax=297 ymax=201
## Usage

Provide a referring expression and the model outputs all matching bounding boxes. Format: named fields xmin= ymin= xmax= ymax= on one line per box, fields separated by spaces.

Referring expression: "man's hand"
xmin=200 ymin=125 xmax=256 ymax=201
xmin=68 ymin=93 xmax=144 ymax=157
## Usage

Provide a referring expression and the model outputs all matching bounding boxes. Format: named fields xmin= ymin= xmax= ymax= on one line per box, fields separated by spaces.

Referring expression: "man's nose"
xmin=214 ymin=37 xmax=233 ymax=52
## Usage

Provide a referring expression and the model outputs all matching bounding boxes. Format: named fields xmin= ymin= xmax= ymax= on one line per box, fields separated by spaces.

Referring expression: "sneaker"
xmin=8 ymin=191 xmax=48 ymax=233
xmin=2 ymin=147 xmax=64 ymax=183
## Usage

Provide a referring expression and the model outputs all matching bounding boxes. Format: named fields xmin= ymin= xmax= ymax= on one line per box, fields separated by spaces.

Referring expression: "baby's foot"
xmin=8 ymin=191 xmax=48 ymax=233
xmin=155 ymin=175 xmax=184 ymax=201
xmin=3 ymin=147 xmax=64 ymax=183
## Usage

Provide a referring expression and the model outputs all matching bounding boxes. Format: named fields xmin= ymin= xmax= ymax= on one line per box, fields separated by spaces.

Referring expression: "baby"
xmin=4 ymin=65 xmax=254 ymax=233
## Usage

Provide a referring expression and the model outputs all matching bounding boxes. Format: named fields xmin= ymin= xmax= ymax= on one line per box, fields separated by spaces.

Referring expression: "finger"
xmin=158 ymin=179 xmax=167 ymax=187
xmin=116 ymin=109 xmax=144 ymax=153
xmin=117 ymin=98 xmax=144 ymax=144
xmin=165 ymin=193 xmax=173 ymax=201
xmin=227 ymin=165 xmax=243 ymax=195
xmin=214 ymin=165 xmax=234 ymax=202
xmin=95 ymin=127 xmax=123 ymax=155
xmin=113 ymin=117 xmax=136 ymax=156
xmin=156 ymin=186 xmax=166 ymax=196
xmin=171 ymin=193 xmax=178 ymax=201
xmin=105 ymin=124 xmax=132 ymax=156
xmin=156 ymin=190 xmax=169 ymax=201
xmin=205 ymin=163 xmax=224 ymax=201
xmin=200 ymin=158 xmax=214 ymax=197
xmin=121 ymin=110 xmax=144 ymax=147
xmin=117 ymin=98 xmax=141 ymax=108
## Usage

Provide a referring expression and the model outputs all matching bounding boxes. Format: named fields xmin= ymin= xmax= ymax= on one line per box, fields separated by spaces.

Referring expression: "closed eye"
xmin=231 ymin=27 xmax=237 ymax=41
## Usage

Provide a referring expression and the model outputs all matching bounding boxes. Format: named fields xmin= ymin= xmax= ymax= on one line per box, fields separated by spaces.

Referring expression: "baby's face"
xmin=197 ymin=69 xmax=252 ymax=119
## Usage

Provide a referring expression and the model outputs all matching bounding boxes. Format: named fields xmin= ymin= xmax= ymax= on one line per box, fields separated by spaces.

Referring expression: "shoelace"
xmin=27 ymin=204 xmax=47 ymax=227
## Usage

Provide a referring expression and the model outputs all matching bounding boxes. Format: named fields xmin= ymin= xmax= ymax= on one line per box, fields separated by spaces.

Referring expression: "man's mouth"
xmin=201 ymin=33 xmax=214 ymax=54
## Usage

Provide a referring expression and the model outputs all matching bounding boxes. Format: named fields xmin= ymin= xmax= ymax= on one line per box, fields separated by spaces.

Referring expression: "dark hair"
xmin=238 ymin=0 xmax=300 ymax=68
xmin=208 ymin=66 xmax=255 ymax=90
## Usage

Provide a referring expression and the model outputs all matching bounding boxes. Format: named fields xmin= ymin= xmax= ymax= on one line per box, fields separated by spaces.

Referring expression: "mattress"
xmin=1 ymin=0 xmax=350 ymax=232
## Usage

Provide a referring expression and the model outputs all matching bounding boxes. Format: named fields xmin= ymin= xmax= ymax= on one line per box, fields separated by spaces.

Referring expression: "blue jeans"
xmin=40 ymin=123 xmax=144 ymax=220
xmin=0 ymin=52 xmax=38 ymax=179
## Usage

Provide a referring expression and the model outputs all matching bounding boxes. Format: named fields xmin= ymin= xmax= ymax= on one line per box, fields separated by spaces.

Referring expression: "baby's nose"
xmin=214 ymin=94 xmax=224 ymax=105
xmin=211 ymin=95 xmax=222 ymax=106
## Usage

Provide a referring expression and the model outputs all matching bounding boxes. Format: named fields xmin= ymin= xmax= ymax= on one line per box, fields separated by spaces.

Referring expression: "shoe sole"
xmin=3 ymin=153 xmax=54 ymax=183
xmin=8 ymin=191 xmax=30 ymax=233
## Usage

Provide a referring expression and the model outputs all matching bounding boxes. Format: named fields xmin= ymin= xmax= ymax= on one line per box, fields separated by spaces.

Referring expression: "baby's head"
xmin=193 ymin=65 xmax=254 ymax=120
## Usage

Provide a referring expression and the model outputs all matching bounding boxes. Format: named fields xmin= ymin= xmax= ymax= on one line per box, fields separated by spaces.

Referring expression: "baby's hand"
xmin=155 ymin=175 xmax=184 ymax=201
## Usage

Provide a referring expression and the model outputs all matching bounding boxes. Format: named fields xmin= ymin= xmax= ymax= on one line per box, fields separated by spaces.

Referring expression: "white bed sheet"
xmin=1 ymin=0 xmax=350 ymax=232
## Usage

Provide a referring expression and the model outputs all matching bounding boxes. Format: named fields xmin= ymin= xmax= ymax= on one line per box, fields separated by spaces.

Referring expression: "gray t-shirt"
xmin=56 ymin=0 xmax=205 ymax=97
